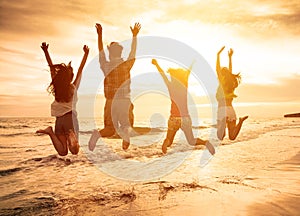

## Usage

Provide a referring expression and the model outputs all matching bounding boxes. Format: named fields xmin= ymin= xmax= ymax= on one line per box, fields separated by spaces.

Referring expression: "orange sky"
xmin=0 ymin=0 xmax=299 ymax=117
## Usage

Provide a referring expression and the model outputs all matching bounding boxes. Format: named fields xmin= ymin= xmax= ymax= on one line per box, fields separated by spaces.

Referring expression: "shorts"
xmin=167 ymin=116 xmax=192 ymax=131
xmin=217 ymin=106 xmax=237 ymax=122
xmin=55 ymin=111 xmax=79 ymax=135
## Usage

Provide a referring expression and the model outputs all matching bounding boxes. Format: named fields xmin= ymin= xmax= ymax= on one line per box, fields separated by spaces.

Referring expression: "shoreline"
xmin=0 ymin=120 xmax=299 ymax=215
xmin=46 ymin=128 xmax=300 ymax=215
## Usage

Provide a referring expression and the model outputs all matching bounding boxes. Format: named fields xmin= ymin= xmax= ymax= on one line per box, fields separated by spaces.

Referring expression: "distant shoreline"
xmin=284 ymin=113 xmax=300 ymax=117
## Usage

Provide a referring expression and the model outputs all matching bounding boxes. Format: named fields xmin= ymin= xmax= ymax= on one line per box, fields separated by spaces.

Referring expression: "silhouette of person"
xmin=216 ymin=46 xmax=248 ymax=140
xmin=151 ymin=59 xmax=215 ymax=155
xmin=89 ymin=22 xmax=141 ymax=150
xmin=36 ymin=42 xmax=89 ymax=156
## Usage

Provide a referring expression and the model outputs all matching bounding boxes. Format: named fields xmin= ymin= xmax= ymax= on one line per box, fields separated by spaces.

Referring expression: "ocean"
xmin=0 ymin=116 xmax=299 ymax=215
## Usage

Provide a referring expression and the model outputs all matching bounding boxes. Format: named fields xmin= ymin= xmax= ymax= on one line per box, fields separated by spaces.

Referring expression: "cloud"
xmin=0 ymin=0 xmax=153 ymax=38
xmin=158 ymin=0 xmax=300 ymax=38
xmin=0 ymin=0 xmax=90 ymax=35
xmin=1 ymin=0 xmax=299 ymax=117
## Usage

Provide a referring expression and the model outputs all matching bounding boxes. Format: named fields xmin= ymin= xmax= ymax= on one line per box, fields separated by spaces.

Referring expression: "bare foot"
xmin=122 ymin=140 xmax=130 ymax=150
xmin=68 ymin=130 xmax=79 ymax=155
xmin=99 ymin=127 xmax=115 ymax=137
xmin=217 ymin=118 xmax=226 ymax=140
xmin=195 ymin=138 xmax=207 ymax=146
xmin=36 ymin=126 xmax=53 ymax=135
xmin=88 ymin=129 xmax=100 ymax=151
xmin=205 ymin=141 xmax=215 ymax=155
xmin=239 ymin=116 xmax=249 ymax=122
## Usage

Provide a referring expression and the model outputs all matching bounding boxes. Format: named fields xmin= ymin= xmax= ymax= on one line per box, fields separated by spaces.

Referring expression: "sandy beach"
xmin=1 ymin=0 xmax=300 ymax=215
xmin=0 ymin=117 xmax=299 ymax=215
xmin=75 ymin=128 xmax=300 ymax=216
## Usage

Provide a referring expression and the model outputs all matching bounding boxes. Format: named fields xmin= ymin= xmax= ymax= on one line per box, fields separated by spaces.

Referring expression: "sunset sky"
xmin=0 ymin=0 xmax=299 ymax=117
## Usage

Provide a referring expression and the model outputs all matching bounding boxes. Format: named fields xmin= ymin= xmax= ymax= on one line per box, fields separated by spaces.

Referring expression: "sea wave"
xmin=0 ymin=167 xmax=23 ymax=177
xmin=0 ymin=132 xmax=34 ymax=137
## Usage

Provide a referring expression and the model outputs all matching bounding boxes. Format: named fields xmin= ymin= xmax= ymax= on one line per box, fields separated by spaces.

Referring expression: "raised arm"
xmin=73 ymin=45 xmax=89 ymax=89
xmin=95 ymin=23 xmax=108 ymax=73
xmin=228 ymin=48 xmax=233 ymax=74
xmin=95 ymin=23 xmax=103 ymax=52
xmin=41 ymin=42 xmax=55 ymax=78
xmin=216 ymin=46 xmax=225 ymax=78
xmin=128 ymin=22 xmax=141 ymax=60
xmin=151 ymin=59 xmax=169 ymax=85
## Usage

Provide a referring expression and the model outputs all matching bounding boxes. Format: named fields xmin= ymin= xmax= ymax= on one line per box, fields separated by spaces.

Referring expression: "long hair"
xmin=220 ymin=67 xmax=241 ymax=94
xmin=48 ymin=63 xmax=74 ymax=102
xmin=168 ymin=68 xmax=190 ymax=87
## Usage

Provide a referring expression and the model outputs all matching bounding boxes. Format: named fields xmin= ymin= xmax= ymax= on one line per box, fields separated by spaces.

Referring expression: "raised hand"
xmin=83 ymin=45 xmax=89 ymax=54
xmin=151 ymin=58 xmax=158 ymax=65
xmin=217 ymin=46 xmax=225 ymax=55
xmin=130 ymin=22 xmax=141 ymax=37
xmin=228 ymin=48 xmax=233 ymax=57
xmin=95 ymin=23 xmax=102 ymax=35
xmin=41 ymin=42 xmax=49 ymax=51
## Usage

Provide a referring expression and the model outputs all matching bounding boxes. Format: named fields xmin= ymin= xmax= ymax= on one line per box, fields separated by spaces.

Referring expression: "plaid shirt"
xmin=99 ymin=51 xmax=135 ymax=99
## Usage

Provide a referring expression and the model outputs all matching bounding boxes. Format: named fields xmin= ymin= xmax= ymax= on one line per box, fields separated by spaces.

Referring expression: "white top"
xmin=51 ymin=85 xmax=78 ymax=117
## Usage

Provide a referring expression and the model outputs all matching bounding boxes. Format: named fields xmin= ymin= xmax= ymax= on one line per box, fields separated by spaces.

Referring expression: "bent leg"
xmin=36 ymin=126 xmax=68 ymax=156
xmin=129 ymin=102 xmax=134 ymax=127
xmin=181 ymin=124 xmax=214 ymax=154
xmin=162 ymin=117 xmax=180 ymax=154
xmin=101 ymin=99 xmax=115 ymax=137
xmin=121 ymin=127 xmax=130 ymax=150
xmin=181 ymin=117 xmax=201 ymax=145
xmin=162 ymin=129 xmax=177 ymax=154
xmin=99 ymin=127 xmax=115 ymax=137
xmin=182 ymin=127 xmax=197 ymax=145
xmin=217 ymin=118 xmax=226 ymax=140
xmin=195 ymin=138 xmax=207 ymax=145
xmin=116 ymin=99 xmax=132 ymax=150
xmin=182 ymin=126 xmax=208 ymax=146
xmin=68 ymin=130 xmax=79 ymax=155
xmin=227 ymin=116 xmax=248 ymax=140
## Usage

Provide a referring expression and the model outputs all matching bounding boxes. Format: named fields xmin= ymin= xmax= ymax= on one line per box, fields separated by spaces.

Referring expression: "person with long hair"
xmin=36 ymin=42 xmax=89 ymax=156
xmin=151 ymin=59 xmax=215 ymax=155
xmin=216 ymin=46 xmax=248 ymax=140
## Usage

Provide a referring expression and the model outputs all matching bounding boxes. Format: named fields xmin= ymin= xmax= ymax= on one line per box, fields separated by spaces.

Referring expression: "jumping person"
xmin=36 ymin=42 xmax=89 ymax=156
xmin=151 ymin=59 xmax=215 ymax=155
xmin=89 ymin=22 xmax=141 ymax=150
xmin=216 ymin=46 xmax=248 ymax=140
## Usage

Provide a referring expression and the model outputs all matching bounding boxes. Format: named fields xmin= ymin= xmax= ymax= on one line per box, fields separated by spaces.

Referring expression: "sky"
xmin=0 ymin=0 xmax=300 ymax=117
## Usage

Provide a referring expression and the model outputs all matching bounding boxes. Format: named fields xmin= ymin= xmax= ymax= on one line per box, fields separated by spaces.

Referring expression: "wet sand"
xmin=59 ymin=128 xmax=300 ymax=215
xmin=1 ymin=118 xmax=299 ymax=215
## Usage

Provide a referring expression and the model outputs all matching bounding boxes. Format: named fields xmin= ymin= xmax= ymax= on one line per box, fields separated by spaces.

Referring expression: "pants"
xmin=103 ymin=99 xmax=134 ymax=129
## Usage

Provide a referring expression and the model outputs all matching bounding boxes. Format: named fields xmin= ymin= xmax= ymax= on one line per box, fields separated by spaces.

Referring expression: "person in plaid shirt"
xmin=89 ymin=22 xmax=141 ymax=151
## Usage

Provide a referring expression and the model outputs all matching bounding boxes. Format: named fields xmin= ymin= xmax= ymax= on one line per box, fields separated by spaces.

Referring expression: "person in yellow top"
xmin=216 ymin=46 xmax=248 ymax=140
xmin=152 ymin=59 xmax=215 ymax=155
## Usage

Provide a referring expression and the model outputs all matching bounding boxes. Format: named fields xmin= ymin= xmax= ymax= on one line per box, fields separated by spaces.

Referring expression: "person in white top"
xmin=36 ymin=42 xmax=89 ymax=156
